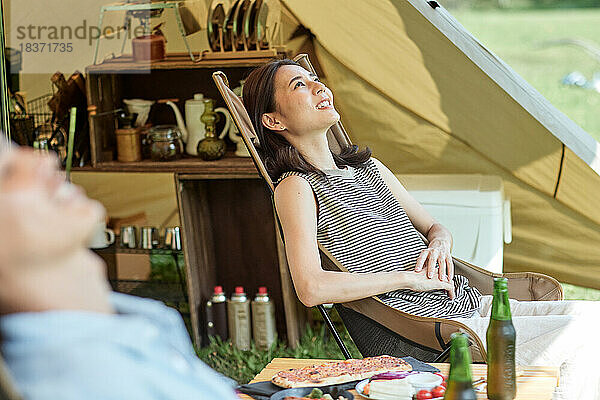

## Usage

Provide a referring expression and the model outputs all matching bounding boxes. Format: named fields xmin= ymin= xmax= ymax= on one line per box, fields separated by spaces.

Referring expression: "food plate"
xmin=270 ymin=387 xmax=354 ymax=400
xmin=355 ymin=379 xmax=444 ymax=400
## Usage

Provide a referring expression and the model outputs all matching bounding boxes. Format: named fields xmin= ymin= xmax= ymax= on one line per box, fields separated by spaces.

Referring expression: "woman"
xmin=243 ymin=58 xmax=480 ymax=318
xmin=242 ymin=59 xmax=600 ymax=399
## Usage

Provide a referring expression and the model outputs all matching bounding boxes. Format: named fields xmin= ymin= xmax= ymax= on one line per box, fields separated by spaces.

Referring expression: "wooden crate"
xmin=85 ymin=54 xmax=279 ymax=168
xmin=176 ymin=174 xmax=305 ymax=347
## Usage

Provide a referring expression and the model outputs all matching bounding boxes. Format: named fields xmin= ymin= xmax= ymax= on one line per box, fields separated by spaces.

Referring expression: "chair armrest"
xmin=453 ymin=257 xmax=563 ymax=301
xmin=502 ymin=272 xmax=564 ymax=301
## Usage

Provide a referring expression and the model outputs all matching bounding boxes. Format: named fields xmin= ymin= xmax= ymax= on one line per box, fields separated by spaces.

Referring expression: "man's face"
xmin=0 ymin=146 xmax=105 ymax=269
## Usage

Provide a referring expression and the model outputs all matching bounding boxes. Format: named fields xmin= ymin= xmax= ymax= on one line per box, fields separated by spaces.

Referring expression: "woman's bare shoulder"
xmin=274 ymin=175 xmax=313 ymax=202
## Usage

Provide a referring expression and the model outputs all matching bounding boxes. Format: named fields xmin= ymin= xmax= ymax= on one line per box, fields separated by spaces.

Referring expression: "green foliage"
xmin=450 ymin=8 xmax=600 ymax=142
xmin=562 ymin=283 xmax=600 ymax=300
xmin=196 ymin=323 xmax=361 ymax=384
xmin=149 ymin=253 xmax=185 ymax=283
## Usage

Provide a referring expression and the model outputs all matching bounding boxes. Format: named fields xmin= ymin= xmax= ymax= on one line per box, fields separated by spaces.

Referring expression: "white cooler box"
xmin=397 ymin=174 xmax=512 ymax=273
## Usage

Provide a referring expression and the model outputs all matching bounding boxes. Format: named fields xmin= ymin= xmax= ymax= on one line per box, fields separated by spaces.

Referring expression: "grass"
xmin=197 ymin=322 xmax=361 ymax=384
xmin=562 ymin=282 xmax=600 ymax=300
xmin=448 ymin=8 xmax=600 ymax=141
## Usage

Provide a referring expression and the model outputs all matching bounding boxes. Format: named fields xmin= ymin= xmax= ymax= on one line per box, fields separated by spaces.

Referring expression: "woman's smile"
xmin=316 ymin=98 xmax=333 ymax=110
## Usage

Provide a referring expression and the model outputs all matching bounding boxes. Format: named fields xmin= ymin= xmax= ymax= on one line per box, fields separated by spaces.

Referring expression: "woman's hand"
xmin=415 ymin=238 xmax=454 ymax=282
xmin=404 ymin=269 xmax=455 ymax=299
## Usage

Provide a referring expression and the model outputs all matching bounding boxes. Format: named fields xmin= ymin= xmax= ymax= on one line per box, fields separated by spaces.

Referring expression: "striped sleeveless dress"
xmin=277 ymin=158 xmax=481 ymax=319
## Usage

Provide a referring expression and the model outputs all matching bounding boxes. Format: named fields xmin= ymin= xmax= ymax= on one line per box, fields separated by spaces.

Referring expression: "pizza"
xmin=271 ymin=355 xmax=412 ymax=388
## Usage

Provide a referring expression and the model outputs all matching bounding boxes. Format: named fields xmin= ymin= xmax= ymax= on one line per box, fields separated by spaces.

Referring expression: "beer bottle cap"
xmin=213 ymin=286 xmax=224 ymax=294
xmin=258 ymin=286 xmax=268 ymax=294
xmin=234 ymin=286 xmax=245 ymax=294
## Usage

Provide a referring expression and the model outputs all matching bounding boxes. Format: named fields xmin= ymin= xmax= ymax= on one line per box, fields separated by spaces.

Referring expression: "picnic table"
xmin=238 ymin=358 xmax=559 ymax=399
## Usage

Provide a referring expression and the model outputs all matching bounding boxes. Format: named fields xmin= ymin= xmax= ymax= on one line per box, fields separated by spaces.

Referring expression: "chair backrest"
xmin=212 ymin=53 xmax=351 ymax=196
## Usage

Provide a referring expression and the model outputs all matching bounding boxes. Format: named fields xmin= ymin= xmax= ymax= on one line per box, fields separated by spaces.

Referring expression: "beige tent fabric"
xmin=282 ymin=0 xmax=600 ymax=288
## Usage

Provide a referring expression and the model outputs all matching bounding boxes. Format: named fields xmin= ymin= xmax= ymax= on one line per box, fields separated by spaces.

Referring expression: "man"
xmin=0 ymin=143 xmax=240 ymax=399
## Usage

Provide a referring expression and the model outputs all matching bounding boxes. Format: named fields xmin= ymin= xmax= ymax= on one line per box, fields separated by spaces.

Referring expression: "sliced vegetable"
xmin=431 ymin=386 xmax=446 ymax=398
xmin=369 ymin=371 xmax=415 ymax=381
xmin=363 ymin=382 xmax=371 ymax=395
xmin=308 ymin=388 xmax=324 ymax=398
xmin=416 ymin=389 xmax=433 ymax=400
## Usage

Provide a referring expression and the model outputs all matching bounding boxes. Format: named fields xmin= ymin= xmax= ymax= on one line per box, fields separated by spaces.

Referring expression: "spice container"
xmin=132 ymin=34 xmax=166 ymax=63
xmin=116 ymin=127 xmax=142 ymax=162
xmin=146 ymin=125 xmax=183 ymax=161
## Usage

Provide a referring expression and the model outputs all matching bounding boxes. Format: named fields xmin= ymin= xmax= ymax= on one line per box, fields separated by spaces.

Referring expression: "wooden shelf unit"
xmin=73 ymin=152 xmax=258 ymax=175
xmin=87 ymin=53 xmax=285 ymax=73
xmin=84 ymin=53 xmax=305 ymax=347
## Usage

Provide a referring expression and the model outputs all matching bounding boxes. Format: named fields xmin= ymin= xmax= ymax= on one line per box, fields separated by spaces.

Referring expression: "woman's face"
xmin=265 ymin=65 xmax=340 ymax=136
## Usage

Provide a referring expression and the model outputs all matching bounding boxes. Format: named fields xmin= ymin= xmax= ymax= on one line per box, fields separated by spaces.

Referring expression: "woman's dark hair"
xmin=242 ymin=58 xmax=371 ymax=181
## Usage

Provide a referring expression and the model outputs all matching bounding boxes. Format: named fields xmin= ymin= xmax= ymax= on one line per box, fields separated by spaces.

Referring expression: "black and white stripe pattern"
xmin=277 ymin=159 xmax=481 ymax=319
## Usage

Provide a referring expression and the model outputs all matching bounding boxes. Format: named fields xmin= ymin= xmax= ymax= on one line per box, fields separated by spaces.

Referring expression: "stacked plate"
xmin=207 ymin=0 xmax=281 ymax=52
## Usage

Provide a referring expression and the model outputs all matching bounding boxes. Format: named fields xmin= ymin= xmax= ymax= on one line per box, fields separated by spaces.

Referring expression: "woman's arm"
xmin=274 ymin=175 xmax=454 ymax=307
xmin=372 ymin=158 xmax=454 ymax=282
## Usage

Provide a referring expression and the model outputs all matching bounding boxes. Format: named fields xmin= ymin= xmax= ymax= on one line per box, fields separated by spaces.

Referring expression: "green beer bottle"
xmin=486 ymin=277 xmax=516 ymax=400
xmin=444 ymin=332 xmax=477 ymax=400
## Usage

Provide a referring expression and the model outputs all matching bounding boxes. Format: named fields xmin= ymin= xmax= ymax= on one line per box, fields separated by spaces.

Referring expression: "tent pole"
xmin=0 ymin=0 xmax=10 ymax=141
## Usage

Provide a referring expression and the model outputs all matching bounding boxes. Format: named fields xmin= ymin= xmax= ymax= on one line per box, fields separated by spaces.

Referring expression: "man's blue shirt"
xmin=0 ymin=293 xmax=239 ymax=399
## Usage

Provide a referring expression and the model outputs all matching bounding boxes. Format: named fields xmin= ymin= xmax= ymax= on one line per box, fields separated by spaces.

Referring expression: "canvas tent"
xmin=280 ymin=0 xmax=600 ymax=288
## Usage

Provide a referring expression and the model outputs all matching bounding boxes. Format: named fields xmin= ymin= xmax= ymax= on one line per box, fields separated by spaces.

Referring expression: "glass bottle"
xmin=197 ymin=98 xmax=226 ymax=161
xmin=444 ymin=332 xmax=477 ymax=400
xmin=486 ymin=277 xmax=517 ymax=400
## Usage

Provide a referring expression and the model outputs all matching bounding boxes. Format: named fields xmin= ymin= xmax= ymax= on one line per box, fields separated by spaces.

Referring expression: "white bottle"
xmin=184 ymin=93 xmax=206 ymax=155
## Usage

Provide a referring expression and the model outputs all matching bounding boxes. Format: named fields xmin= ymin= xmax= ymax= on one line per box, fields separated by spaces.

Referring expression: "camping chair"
xmin=212 ymin=54 xmax=564 ymax=363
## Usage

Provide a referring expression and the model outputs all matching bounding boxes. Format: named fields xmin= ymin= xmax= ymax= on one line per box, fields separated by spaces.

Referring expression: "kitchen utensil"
xmin=88 ymin=222 xmax=116 ymax=249
xmin=140 ymin=226 xmax=159 ymax=249
xmin=65 ymin=107 xmax=76 ymax=182
xmin=146 ymin=125 xmax=183 ymax=161
xmin=116 ymin=126 xmax=143 ymax=162
xmin=257 ymin=0 xmax=281 ymax=49
xmin=222 ymin=0 xmax=240 ymax=50
xmin=120 ymin=225 xmax=138 ymax=248
xmin=242 ymin=0 xmax=259 ymax=50
xmin=164 ymin=226 xmax=182 ymax=250
xmin=163 ymin=96 xmax=231 ymax=156
xmin=123 ymin=99 xmax=155 ymax=127
xmin=132 ymin=33 xmax=166 ymax=63
xmin=232 ymin=0 xmax=251 ymax=50
xmin=207 ymin=0 xmax=229 ymax=51
xmin=228 ymin=120 xmax=250 ymax=157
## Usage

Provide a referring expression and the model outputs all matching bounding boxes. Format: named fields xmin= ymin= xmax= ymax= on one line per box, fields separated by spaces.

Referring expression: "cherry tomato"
xmin=416 ymin=389 xmax=433 ymax=400
xmin=431 ymin=386 xmax=446 ymax=398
